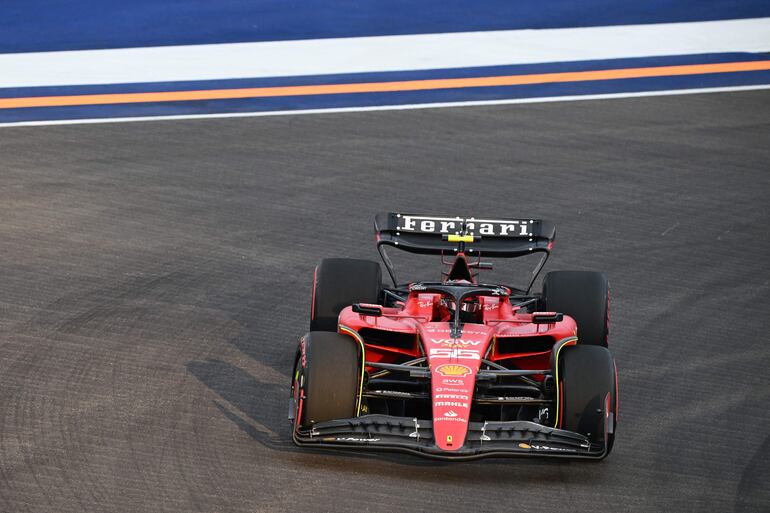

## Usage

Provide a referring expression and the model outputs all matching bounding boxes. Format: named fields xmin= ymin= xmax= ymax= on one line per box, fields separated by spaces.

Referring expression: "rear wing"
xmin=374 ymin=213 xmax=555 ymax=257
xmin=374 ymin=213 xmax=556 ymax=290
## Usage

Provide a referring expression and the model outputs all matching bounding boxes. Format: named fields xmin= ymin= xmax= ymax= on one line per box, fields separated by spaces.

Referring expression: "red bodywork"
xmin=338 ymin=289 xmax=576 ymax=452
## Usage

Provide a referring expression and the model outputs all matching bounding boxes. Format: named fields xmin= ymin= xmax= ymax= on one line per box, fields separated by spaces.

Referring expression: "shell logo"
xmin=435 ymin=364 xmax=471 ymax=377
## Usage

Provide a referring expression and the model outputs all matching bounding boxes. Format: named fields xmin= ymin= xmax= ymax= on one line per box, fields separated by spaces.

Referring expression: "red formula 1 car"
xmin=289 ymin=213 xmax=618 ymax=459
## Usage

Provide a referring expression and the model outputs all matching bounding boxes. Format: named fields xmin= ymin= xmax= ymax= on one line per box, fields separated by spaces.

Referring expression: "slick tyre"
xmin=295 ymin=332 xmax=360 ymax=428
xmin=310 ymin=258 xmax=381 ymax=332
xmin=557 ymin=344 xmax=617 ymax=456
xmin=542 ymin=270 xmax=610 ymax=346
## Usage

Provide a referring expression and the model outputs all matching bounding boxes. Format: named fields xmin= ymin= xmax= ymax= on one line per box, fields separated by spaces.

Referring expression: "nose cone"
xmin=431 ymin=362 xmax=476 ymax=451
xmin=420 ymin=323 xmax=493 ymax=451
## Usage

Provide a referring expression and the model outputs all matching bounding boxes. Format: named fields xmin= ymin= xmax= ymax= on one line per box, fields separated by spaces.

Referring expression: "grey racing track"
xmin=1 ymin=91 xmax=769 ymax=513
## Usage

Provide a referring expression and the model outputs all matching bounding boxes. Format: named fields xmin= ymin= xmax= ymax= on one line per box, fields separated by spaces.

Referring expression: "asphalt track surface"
xmin=1 ymin=91 xmax=769 ymax=513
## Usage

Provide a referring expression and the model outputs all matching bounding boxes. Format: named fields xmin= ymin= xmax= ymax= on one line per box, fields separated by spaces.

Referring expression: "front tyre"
xmin=556 ymin=344 xmax=617 ymax=457
xmin=292 ymin=331 xmax=361 ymax=429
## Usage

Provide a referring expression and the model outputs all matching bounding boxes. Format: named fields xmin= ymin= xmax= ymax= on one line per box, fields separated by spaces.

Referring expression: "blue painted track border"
xmin=2 ymin=0 xmax=770 ymax=53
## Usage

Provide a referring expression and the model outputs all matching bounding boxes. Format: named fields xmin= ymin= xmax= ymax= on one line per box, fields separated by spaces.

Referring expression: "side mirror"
xmin=352 ymin=303 xmax=383 ymax=316
xmin=531 ymin=311 xmax=564 ymax=324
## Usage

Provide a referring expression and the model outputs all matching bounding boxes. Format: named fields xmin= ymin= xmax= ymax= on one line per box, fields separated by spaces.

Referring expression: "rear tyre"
xmin=542 ymin=270 xmax=609 ymax=346
xmin=310 ymin=258 xmax=381 ymax=332
xmin=294 ymin=332 xmax=360 ymax=428
xmin=558 ymin=344 xmax=617 ymax=456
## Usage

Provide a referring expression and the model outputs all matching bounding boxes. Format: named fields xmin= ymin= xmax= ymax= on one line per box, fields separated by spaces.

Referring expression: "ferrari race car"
xmin=289 ymin=213 xmax=618 ymax=460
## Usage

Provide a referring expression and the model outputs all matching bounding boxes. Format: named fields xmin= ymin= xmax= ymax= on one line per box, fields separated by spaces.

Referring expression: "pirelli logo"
xmin=395 ymin=214 xmax=535 ymax=237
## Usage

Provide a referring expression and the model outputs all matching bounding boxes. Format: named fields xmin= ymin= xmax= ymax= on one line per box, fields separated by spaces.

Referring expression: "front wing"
xmin=293 ymin=414 xmax=609 ymax=460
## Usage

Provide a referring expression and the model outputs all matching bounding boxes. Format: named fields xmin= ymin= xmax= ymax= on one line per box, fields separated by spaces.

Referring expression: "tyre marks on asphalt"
xmin=736 ymin=434 xmax=770 ymax=512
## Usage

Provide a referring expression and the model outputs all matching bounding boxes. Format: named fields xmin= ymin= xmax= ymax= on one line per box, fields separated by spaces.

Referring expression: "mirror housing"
xmin=352 ymin=303 xmax=383 ymax=316
xmin=531 ymin=311 xmax=564 ymax=324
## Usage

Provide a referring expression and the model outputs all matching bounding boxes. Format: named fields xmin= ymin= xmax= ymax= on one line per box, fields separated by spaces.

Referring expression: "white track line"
xmin=2 ymin=85 xmax=768 ymax=128
xmin=1 ymin=18 xmax=769 ymax=88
